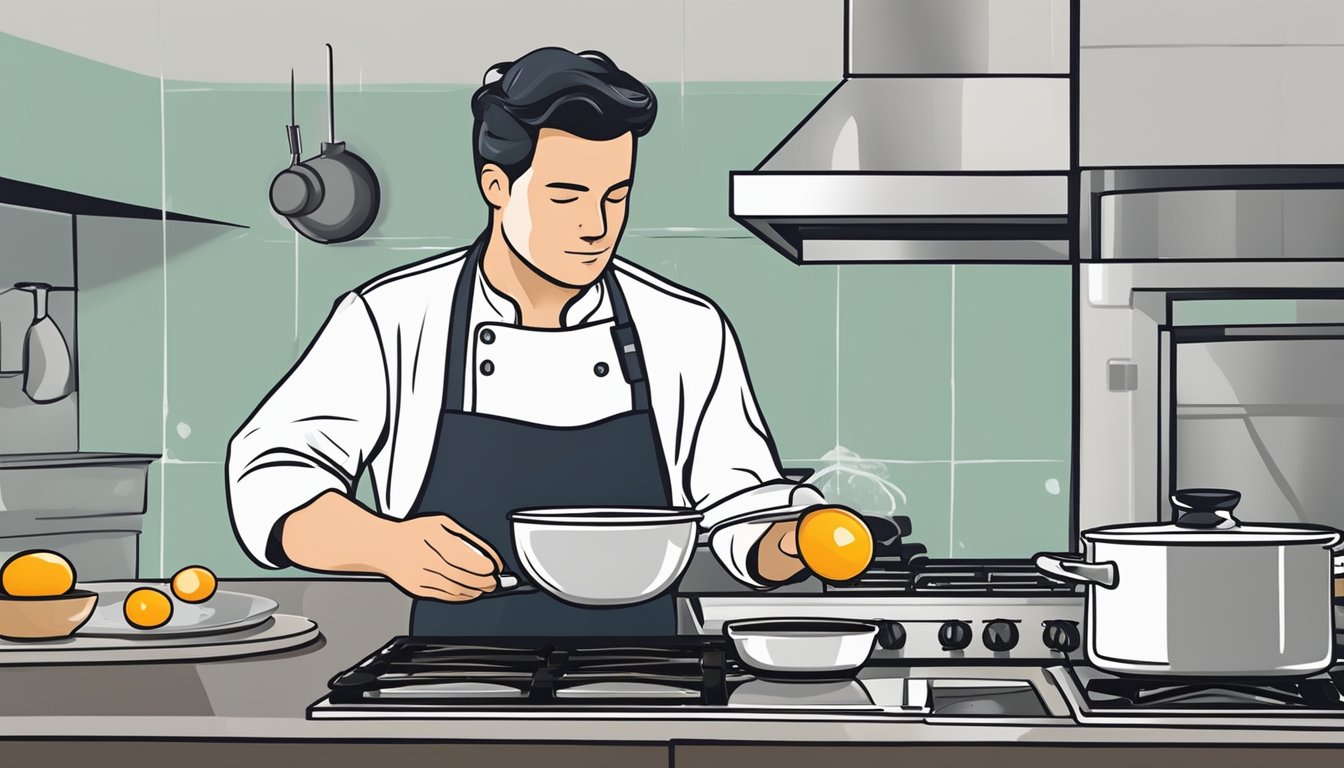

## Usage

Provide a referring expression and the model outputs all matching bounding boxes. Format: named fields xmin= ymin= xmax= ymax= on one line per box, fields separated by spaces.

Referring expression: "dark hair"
xmin=471 ymin=47 xmax=657 ymax=181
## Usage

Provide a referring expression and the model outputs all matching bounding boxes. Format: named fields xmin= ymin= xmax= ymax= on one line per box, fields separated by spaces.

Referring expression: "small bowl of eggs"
xmin=0 ymin=550 xmax=97 ymax=641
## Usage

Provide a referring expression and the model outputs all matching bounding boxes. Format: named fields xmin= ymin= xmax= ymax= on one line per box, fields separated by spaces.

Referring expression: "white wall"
xmin=1 ymin=0 xmax=842 ymax=84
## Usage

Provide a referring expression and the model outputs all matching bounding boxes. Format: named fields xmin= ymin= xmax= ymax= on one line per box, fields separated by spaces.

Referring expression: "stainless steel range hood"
xmin=731 ymin=0 xmax=1072 ymax=264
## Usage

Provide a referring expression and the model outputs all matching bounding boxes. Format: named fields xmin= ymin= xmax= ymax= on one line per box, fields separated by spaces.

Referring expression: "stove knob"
xmin=938 ymin=620 xmax=973 ymax=651
xmin=982 ymin=620 xmax=1020 ymax=652
xmin=876 ymin=620 xmax=906 ymax=650
xmin=1042 ymin=620 xmax=1081 ymax=653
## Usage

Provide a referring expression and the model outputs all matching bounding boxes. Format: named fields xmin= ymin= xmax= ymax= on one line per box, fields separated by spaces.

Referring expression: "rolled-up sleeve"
xmin=688 ymin=313 xmax=825 ymax=588
xmin=226 ymin=291 xmax=389 ymax=569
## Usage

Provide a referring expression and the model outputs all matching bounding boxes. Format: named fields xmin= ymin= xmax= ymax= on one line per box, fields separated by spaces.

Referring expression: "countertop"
xmin=5 ymin=579 xmax=1344 ymax=768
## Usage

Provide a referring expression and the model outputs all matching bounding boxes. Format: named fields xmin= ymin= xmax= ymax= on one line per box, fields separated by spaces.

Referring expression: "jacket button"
xmin=480 ymin=328 xmax=495 ymax=344
xmin=480 ymin=360 xmax=495 ymax=376
xmin=594 ymin=362 xmax=609 ymax=377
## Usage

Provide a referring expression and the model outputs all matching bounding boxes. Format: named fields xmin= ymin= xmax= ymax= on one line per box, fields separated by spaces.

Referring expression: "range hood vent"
xmin=731 ymin=0 xmax=1072 ymax=264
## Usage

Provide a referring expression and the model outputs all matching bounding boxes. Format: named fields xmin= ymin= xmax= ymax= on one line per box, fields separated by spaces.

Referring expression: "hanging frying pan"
xmin=270 ymin=44 xmax=380 ymax=245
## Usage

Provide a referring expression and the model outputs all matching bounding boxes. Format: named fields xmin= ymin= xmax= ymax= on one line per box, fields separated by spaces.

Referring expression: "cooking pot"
xmin=1035 ymin=488 xmax=1344 ymax=678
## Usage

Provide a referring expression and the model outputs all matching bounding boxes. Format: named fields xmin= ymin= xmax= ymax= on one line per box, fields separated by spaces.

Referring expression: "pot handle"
xmin=1034 ymin=553 xmax=1118 ymax=589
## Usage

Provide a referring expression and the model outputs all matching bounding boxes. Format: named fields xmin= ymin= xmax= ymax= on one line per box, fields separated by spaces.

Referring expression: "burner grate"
xmin=1066 ymin=665 xmax=1344 ymax=713
xmin=325 ymin=637 xmax=740 ymax=706
xmin=824 ymin=559 xmax=1080 ymax=595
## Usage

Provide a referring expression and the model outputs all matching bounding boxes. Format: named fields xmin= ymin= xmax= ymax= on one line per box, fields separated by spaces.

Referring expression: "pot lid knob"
xmin=1171 ymin=488 xmax=1241 ymax=529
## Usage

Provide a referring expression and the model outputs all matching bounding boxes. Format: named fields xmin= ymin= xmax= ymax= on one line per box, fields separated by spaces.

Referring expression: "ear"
xmin=479 ymin=164 xmax=510 ymax=209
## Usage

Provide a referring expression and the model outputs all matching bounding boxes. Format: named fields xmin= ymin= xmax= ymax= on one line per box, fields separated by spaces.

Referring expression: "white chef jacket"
xmin=226 ymin=246 xmax=824 ymax=587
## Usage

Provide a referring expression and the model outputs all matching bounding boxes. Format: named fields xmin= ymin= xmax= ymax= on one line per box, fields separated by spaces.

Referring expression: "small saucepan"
xmin=725 ymin=618 xmax=879 ymax=680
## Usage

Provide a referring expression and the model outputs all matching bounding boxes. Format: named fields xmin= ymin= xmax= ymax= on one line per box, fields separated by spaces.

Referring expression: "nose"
xmin=579 ymin=200 xmax=607 ymax=243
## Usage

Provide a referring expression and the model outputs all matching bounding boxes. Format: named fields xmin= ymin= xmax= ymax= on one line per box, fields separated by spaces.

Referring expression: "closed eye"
xmin=605 ymin=195 xmax=628 ymax=204
xmin=551 ymin=197 xmax=579 ymax=204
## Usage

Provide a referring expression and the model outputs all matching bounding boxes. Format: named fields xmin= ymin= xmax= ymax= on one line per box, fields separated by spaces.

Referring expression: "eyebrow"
xmin=543 ymin=180 xmax=633 ymax=194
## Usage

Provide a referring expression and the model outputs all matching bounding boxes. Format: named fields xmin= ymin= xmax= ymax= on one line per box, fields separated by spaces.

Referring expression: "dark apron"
xmin=407 ymin=236 xmax=676 ymax=637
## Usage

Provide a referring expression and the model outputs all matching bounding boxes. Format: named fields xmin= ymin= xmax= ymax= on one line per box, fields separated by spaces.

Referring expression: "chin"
xmin=541 ymin=257 xmax=611 ymax=288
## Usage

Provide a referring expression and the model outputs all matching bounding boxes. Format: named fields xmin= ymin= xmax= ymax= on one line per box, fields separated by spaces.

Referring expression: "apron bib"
xmin=406 ymin=236 xmax=676 ymax=637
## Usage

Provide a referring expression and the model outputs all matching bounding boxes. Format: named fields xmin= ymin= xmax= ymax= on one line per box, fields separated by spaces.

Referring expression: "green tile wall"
xmin=0 ymin=33 xmax=161 ymax=210
xmin=9 ymin=36 xmax=1074 ymax=575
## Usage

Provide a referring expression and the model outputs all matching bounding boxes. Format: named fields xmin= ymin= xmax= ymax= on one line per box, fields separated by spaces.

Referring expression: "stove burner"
xmin=325 ymin=637 xmax=746 ymax=706
xmin=1064 ymin=665 xmax=1344 ymax=713
xmin=825 ymin=558 xmax=1080 ymax=596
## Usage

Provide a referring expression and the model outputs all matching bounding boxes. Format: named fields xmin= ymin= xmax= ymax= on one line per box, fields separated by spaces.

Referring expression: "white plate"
xmin=77 ymin=582 xmax=278 ymax=638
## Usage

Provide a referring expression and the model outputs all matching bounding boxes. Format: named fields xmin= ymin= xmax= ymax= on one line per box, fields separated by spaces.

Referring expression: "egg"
xmin=171 ymin=565 xmax=217 ymax=603
xmin=797 ymin=507 xmax=874 ymax=583
xmin=1 ymin=550 xmax=76 ymax=597
xmin=123 ymin=587 xmax=173 ymax=629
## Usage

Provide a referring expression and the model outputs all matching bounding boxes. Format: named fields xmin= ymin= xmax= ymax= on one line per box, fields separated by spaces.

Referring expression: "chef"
xmin=226 ymin=46 xmax=824 ymax=637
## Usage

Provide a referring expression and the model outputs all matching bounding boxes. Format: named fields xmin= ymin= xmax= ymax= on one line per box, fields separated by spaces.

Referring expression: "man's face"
xmin=496 ymin=127 xmax=634 ymax=288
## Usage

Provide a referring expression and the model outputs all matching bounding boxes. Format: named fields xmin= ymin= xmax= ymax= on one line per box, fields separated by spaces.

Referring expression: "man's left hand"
xmin=754 ymin=520 xmax=805 ymax=583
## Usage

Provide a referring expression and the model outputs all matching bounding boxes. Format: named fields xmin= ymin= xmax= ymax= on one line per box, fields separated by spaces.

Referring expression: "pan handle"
xmin=1034 ymin=553 xmax=1118 ymax=589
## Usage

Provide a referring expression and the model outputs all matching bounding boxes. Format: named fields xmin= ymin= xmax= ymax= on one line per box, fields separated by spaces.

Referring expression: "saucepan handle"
xmin=1034 ymin=553 xmax=1119 ymax=589
xmin=1329 ymin=534 xmax=1344 ymax=576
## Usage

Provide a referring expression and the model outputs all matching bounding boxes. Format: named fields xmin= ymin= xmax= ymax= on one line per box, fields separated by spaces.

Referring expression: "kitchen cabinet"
xmin=672 ymin=745 xmax=1344 ymax=768
xmin=4 ymin=579 xmax=1344 ymax=768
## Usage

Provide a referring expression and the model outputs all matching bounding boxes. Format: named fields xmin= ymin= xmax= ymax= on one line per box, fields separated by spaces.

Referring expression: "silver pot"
xmin=1035 ymin=489 xmax=1344 ymax=678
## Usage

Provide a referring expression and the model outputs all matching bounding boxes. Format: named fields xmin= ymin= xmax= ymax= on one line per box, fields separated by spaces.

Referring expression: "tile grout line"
xmin=834 ymin=266 xmax=840 ymax=450
xmin=679 ymin=0 xmax=686 ymax=209
xmin=158 ymin=6 xmax=168 ymax=581
xmin=294 ymin=232 xmax=299 ymax=340
xmin=948 ymin=264 xmax=957 ymax=558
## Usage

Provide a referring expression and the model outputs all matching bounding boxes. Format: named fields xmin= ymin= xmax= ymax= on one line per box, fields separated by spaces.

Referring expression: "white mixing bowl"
xmin=507 ymin=507 xmax=703 ymax=607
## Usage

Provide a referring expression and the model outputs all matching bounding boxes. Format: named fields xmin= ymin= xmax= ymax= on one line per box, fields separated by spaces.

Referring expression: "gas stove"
xmin=307 ymin=635 xmax=1053 ymax=721
xmin=684 ymin=558 xmax=1086 ymax=663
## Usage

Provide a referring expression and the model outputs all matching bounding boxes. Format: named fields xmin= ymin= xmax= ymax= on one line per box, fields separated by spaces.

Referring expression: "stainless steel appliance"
xmin=307 ymin=621 xmax=1344 ymax=727
xmin=1076 ymin=166 xmax=1344 ymax=533
xmin=308 ymin=635 xmax=1055 ymax=721
xmin=731 ymin=0 xmax=1072 ymax=263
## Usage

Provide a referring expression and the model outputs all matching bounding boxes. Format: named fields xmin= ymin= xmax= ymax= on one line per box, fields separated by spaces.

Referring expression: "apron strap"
xmin=443 ymin=234 xmax=487 ymax=413
xmin=604 ymin=269 xmax=652 ymax=413
xmin=444 ymin=239 xmax=655 ymax=414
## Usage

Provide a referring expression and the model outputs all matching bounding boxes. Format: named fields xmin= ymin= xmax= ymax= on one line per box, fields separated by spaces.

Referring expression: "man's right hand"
xmin=372 ymin=514 xmax=506 ymax=602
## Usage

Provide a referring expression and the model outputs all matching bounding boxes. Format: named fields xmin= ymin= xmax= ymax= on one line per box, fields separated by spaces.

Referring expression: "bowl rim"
xmin=724 ymin=618 xmax=879 ymax=637
xmin=0 ymin=588 xmax=98 ymax=602
xmin=509 ymin=506 xmax=704 ymax=526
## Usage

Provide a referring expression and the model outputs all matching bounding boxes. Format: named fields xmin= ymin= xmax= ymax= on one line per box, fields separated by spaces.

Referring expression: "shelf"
xmin=0 ymin=451 xmax=160 ymax=468
xmin=0 ymin=175 xmax=246 ymax=228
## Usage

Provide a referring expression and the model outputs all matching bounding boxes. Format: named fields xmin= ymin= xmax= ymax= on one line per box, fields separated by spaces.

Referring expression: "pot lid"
xmin=1082 ymin=522 xmax=1342 ymax=546
xmin=1086 ymin=488 xmax=1344 ymax=545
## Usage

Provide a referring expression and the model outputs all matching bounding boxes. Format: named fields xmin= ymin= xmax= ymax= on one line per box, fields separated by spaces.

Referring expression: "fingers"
xmin=772 ymin=520 xmax=800 ymax=557
xmin=415 ymin=581 xmax=480 ymax=603
xmin=435 ymin=517 xmax=505 ymax=573
xmin=420 ymin=566 xmax=487 ymax=600
xmin=422 ymin=536 xmax=499 ymax=591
